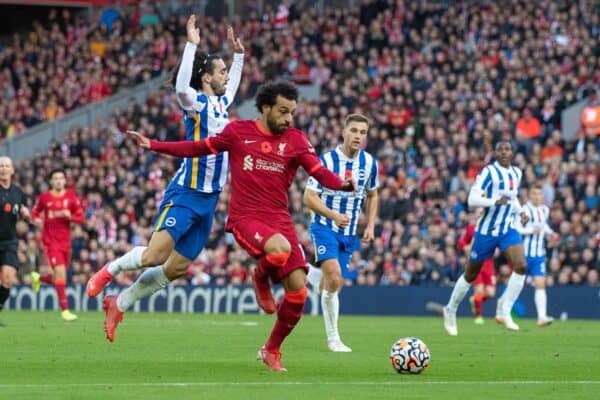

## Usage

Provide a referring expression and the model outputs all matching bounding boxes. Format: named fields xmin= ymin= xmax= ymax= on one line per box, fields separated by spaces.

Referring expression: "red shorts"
xmin=473 ymin=258 xmax=496 ymax=286
xmin=227 ymin=218 xmax=308 ymax=283
xmin=43 ymin=246 xmax=71 ymax=269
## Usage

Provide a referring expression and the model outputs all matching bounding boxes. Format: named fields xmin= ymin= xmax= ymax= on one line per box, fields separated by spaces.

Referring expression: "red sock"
xmin=40 ymin=274 xmax=53 ymax=284
xmin=473 ymin=293 xmax=489 ymax=317
xmin=265 ymin=287 xmax=307 ymax=352
xmin=55 ymin=278 xmax=68 ymax=311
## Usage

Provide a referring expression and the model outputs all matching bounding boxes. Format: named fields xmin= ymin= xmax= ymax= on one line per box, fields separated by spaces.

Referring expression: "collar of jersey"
xmin=335 ymin=146 xmax=360 ymax=161
xmin=254 ymin=120 xmax=276 ymax=137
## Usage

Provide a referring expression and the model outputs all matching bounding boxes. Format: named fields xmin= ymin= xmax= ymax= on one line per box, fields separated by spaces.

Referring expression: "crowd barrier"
xmin=5 ymin=284 xmax=599 ymax=319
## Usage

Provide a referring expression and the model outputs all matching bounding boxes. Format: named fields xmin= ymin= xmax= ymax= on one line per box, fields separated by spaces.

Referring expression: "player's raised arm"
xmin=175 ymin=15 xmax=202 ymax=109
xmin=224 ymin=26 xmax=244 ymax=103
xmin=126 ymin=126 xmax=232 ymax=158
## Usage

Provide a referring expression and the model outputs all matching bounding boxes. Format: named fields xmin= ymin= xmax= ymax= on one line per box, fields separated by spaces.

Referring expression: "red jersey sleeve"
xmin=458 ymin=224 xmax=475 ymax=251
xmin=293 ymin=131 xmax=346 ymax=190
xmin=31 ymin=194 xmax=46 ymax=220
xmin=69 ymin=193 xmax=85 ymax=224
xmin=149 ymin=123 xmax=235 ymax=157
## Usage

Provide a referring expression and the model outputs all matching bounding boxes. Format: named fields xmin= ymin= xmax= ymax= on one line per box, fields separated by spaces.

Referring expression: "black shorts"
xmin=0 ymin=241 xmax=18 ymax=268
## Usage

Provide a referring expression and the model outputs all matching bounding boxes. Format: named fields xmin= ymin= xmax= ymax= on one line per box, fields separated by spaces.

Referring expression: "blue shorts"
xmin=526 ymin=256 xmax=546 ymax=277
xmin=469 ymin=228 xmax=523 ymax=263
xmin=153 ymin=185 xmax=220 ymax=260
xmin=310 ymin=223 xmax=360 ymax=279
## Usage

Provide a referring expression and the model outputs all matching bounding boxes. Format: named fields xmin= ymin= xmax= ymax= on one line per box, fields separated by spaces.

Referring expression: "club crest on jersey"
xmin=165 ymin=217 xmax=176 ymax=227
xmin=254 ymin=232 xmax=263 ymax=242
xmin=317 ymin=245 xmax=326 ymax=255
xmin=277 ymin=143 xmax=287 ymax=155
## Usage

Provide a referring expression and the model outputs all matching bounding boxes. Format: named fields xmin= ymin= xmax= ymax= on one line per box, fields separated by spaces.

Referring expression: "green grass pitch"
xmin=0 ymin=312 xmax=598 ymax=399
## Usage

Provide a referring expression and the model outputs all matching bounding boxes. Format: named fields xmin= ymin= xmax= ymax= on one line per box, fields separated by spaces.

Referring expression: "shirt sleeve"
xmin=468 ymin=167 xmax=496 ymax=208
xmin=514 ymin=206 xmax=534 ymax=235
xmin=457 ymin=225 xmax=474 ymax=251
xmin=295 ymin=134 xmax=322 ymax=175
xmin=223 ymin=53 xmax=244 ymax=107
xmin=69 ymin=194 xmax=85 ymax=224
xmin=542 ymin=206 xmax=554 ymax=235
xmin=367 ymin=158 xmax=379 ymax=191
xmin=149 ymin=122 xmax=235 ymax=157
xmin=175 ymin=42 xmax=207 ymax=113
xmin=31 ymin=194 xmax=44 ymax=219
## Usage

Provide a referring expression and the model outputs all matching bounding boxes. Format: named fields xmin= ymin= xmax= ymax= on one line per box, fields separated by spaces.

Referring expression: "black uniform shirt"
xmin=0 ymin=183 xmax=26 ymax=243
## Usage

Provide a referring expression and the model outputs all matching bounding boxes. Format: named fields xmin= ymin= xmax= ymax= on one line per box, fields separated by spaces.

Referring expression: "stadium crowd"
xmin=4 ymin=0 xmax=600 ymax=288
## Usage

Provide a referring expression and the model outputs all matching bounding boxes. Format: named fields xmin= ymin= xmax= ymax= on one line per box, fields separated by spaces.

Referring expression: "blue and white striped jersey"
xmin=306 ymin=147 xmax=378 ymax=236
xmin=170 ymin=44 xmax=243 ymax=193
xmin=469 ymin=161 xmax=523 ymax=237
xmin=515 ymin=202 xmax=554 ymax=258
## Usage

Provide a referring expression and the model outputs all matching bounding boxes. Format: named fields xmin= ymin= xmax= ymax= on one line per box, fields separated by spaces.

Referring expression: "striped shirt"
xmin=515 ymin=202 xmax=553 ymax=258
xmin=469 ymin=161 xmax=523 ymax=237
xmin=306 ymin=147 xmax=378 ymax=236
xmin=171 ymin=45 xmax=243 ymax=193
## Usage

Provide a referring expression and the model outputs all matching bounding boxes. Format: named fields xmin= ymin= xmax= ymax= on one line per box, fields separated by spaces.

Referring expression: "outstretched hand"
xmin=126 ymin=130 xmax=151 ymax=149
xmin=227 ymin=26 xmax=244 ymax=53
xmin=341 ymin=179 xmax=356 ymax=192
xmin=186 ymin=15 xmax=200 ymax=45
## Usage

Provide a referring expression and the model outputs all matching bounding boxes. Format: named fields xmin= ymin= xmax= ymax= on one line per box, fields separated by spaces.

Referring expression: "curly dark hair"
xmin=255 ymin=80 xmax=299 ymax=113
xmin=168 ymin=51 xmax=222 ymax=90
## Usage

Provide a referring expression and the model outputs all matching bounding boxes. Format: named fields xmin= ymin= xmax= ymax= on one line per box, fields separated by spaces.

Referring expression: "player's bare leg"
xmin=53 ymin=265 xmax=77 ymax=321
xmin=252 ymin=234 xmax=291 ymax=314
xmin=87 ymin=230 xmax=174 ymax=297
xmin=495 ymin=244 xmax=526 ymax=331
xmin=534 ymin=276 xmax=553 ymax=327
xmin=320 ymin=258 xmax=351 ymax=352
xmin=443 ymin=261 xmax=483 ymax=336
xmin=258 ymin=268 xmax=307 ymax=372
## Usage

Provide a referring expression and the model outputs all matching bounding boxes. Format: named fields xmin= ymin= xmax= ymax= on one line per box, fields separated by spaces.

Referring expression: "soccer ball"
xmin=390 ymin=337 xmax=431 ymax=374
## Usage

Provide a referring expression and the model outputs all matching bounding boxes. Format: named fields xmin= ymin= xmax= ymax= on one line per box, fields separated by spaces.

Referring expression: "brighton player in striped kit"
xmin=515 ymin=185 xmax=558 ymax=327
xmin=304 ymin=114 xmax=379 ymax=352
xmin=443 ymin=141 xmax=530 ymax=335
xmin=86 ymin=15 xmax=245 ymax=342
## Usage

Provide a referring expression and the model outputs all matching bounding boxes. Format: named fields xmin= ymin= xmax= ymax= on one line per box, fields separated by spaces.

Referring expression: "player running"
xmin=31 ymin=169 xmax=84 ymax=322
xmin=127 ymin=80 xmax=355 ymax=371
xmin=86 ymin=15 xmax=244 ymax=328
xmin=514 ymin=185 xmax=558 ymax=327
xmin=443 ymin=141 xmax=530 ymax=335
xmin=304 ymin=113 xmax=378 ymax=352
xmin=0 ymin=156 xmax=31 ymax=326
xmin=458 ymin=215 xmax=496 ymax=325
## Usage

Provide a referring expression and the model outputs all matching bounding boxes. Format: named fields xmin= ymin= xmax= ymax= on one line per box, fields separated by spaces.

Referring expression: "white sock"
xmin=534 ymin=288 xmax=547 ymax=320
xmin=321 ymin=289 xmax=340 ymax=341
xmin=446 ymin=275 xmax=471 ymax=312
xmin=307 ymin=264 xmax=323 ymax=289
xmin=116 ymin=266 xmax=169 ymax=311
xmin=501 ymin=272 xmax=526 ymax=316
xmin=108 ymin=246 xmax=146 ymax=275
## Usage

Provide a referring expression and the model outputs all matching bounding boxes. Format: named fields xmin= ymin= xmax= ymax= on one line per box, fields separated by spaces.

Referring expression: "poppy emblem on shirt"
xmin=508 ymin=176 xmax=514 ymax=190
xmin=345 ymin=170 xmax=353 ymax=180
xmin=3 ymin=203 xmax=11 ymax=213
xmin=261 ymin=142 xmax=272 ymax=154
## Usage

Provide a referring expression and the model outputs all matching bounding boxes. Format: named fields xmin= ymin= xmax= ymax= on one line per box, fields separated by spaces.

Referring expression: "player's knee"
xmin=265 ymin=234 xmax=291 ymax=255
xmin=163 ymin=263 xmax=186 ymax=281
xmin=513 ymin=261 xmax=526 ymax=274
xmin=142 ymin=248 xmax=169 ymax=266
xmin=323 ymin=271 xmax=343 ymax=292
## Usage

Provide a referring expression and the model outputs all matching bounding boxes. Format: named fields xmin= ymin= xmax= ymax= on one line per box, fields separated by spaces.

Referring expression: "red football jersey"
xmin=32 ymin=191 xmax=84 ymax=249
xmin=209 ymin=120 xmax=321 ymax=223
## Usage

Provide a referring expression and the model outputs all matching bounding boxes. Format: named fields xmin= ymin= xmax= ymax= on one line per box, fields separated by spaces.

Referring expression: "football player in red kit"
xmin=125 ymin=80 xmax=354 ymax=371
xmin=31 ymin=169 xmax=84 ymax=321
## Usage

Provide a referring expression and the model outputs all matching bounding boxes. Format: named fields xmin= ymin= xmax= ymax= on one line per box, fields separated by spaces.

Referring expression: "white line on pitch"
xmin=0 ymin=381 xmax=599 ymax=388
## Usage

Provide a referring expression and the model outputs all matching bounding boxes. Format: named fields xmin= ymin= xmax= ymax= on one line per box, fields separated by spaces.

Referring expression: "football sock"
xmin=446 ymin=275 xmax=470 ymax=312
xmin=321 ymin=289 xmax=340 ymax=341
xmin=266 ymin=287 xmax=307 ymax=352
xmin=40 ymin=274 xmax=53 ymax=284
xmin=306 ymin=264 xmax=322 ymax=289
xmin=55 ymin=278 xmax=68 ymax=311
xmin=534 ymin=288 xmax=547 ymax=320
xmin=501 ymin=272 xmax=525 ymax=316
xmin=0 ymin=285 xmax=10 ymax=310
xmin=108 ymin=246 xmax=146 ymax=275
xmin=116 ymin=266 xmax=169 ymax=312
xmin=473 ymin=293 xmax=488 ymax=317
